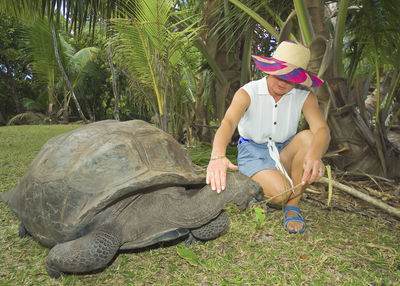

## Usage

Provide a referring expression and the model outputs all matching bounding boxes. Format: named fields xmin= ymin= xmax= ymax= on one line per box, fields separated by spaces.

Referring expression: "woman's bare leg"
xmin=252 ymin=130 xmax=314 ymax=232
xmin=281 ymin=130 xmax=314 ymax=231
xmin=251 ymin=170 xmax=292 ymax=205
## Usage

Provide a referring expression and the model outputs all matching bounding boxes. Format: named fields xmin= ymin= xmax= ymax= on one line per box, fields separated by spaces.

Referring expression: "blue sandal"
xmin=283 ymin=206 xmax=306 ymax=234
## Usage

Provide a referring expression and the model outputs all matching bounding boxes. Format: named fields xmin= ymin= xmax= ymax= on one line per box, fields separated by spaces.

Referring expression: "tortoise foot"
xmin=190 ymin=210 xmax=230 ymax=241
xmin=45 ymin=224 xmax=121 ymax=276
xmin=18 ymin=223 xmax=30 ymax=238
xmin=185 ymin=233 xmax=201 ymax=246
xmin=46 ymin=263 xmax=62 ymax=279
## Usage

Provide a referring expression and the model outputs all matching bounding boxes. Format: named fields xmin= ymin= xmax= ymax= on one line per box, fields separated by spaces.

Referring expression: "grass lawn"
xmin=0 ymin=124 xmax=399 ymax=285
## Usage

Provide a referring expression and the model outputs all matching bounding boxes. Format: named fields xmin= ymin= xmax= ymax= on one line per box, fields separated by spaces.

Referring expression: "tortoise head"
xmin=223 ymin=172 xmax=264 ymax=210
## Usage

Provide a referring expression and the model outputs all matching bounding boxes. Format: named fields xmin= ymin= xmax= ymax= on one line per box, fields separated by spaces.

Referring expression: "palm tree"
xmin=1 ymin=0 xmax=199 ymax=131
xmin=23 ymin=16 xmax=101 ymax=122
xmin=0 ymin=3 xmax=88 ymax=122
xmin=65 ymin=42 xmax=102 ymax=121
xmin=24 ymin=17 xmax=59 ymax=116
xmin=49 ymin=21 xmax=87 ymax=122
xmin=109 ymin=0 xmax=200 ymax=133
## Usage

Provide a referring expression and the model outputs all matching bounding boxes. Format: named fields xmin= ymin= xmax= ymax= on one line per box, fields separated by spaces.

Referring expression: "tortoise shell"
xmin=2 ymin=120 xmax=204 ymax=246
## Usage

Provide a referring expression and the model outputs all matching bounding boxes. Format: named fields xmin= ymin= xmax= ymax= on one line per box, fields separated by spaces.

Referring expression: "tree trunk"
xmin=62 ymin=89 xmax=69 ymax=122
xmin=107 ymin=46 xmax=120 ymax=121
xmin=193 ymin=72 xmax=211 ymax=141
xmin=197 ymin=0 xmax=242 ymax=123
xmin=50 ymin=21 xmax=87 ymax=123
xmin=215 ymin=80 xmax=231 ymax=121
xmin=183 ymin=102 xmax=192 ymax=144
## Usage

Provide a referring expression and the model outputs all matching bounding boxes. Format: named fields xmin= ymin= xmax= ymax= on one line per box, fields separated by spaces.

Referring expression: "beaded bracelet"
xmin=210 ymin=155 xmax=226 ymax=160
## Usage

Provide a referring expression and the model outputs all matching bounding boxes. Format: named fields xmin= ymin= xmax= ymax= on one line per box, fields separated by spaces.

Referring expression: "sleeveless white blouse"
xmin=238 ymin=77 xmax=310 ymax=144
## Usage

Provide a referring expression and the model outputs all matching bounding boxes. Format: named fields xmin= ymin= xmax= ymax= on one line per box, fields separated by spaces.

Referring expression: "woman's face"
xmin=267 ymin=75 xmax=295 ymax=97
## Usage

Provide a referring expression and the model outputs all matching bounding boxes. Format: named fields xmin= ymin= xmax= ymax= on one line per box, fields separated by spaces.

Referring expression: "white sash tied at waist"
xmin=267 ymin=139 xmax=294 ymax=193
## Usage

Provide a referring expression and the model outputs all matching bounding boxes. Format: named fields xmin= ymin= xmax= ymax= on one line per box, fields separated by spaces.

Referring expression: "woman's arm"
xmin=301 ymin=92 xmax=331 ymax=184
xmin=207 ymin=88 xmax=250 ymax=193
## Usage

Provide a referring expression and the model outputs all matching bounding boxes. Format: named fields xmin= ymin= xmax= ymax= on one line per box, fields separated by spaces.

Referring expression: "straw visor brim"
xmin=252 ymin=55 xmax=323 ymax=88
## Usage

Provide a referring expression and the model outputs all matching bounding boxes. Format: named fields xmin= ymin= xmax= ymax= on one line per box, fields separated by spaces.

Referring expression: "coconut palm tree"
xmin=23 ymin=16 xmax=105 ymax=122
xmin=109 ymin=0 xmax=200 ymax=133
xmin=1 ymin=0 xmax=201 ymax=132
xmin=24 ymin=17 xmax=60 ymax=117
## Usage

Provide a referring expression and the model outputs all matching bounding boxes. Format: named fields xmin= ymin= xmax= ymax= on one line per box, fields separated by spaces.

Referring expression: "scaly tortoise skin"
xmin=1 ymin=120 xmax=263 ymax=278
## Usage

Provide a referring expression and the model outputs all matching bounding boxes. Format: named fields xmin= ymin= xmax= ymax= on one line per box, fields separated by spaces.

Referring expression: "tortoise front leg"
xmin=46 ymin=224 xmax=121 ymax=278
xmin=188 ymin=210 xmax=230 ymax=244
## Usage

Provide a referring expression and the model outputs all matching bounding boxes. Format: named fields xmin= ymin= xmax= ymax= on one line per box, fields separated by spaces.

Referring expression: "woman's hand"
xmin=206 ymin=156 xmax=238 ymax=193
xmin=301 ymin=156 xmax=325 ymax=185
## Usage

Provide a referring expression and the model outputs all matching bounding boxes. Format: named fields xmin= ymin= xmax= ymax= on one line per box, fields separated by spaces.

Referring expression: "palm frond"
xmin=138 ymin=0 xmax=171 ymax=48
xmin=70 ymin=47 xmax=100 ymax=88
xmin=111 ymin=15 xmax=163 ymax=113
xmin=1 ymin=0 xmax=119 ymax=35
xmin=111 ymin=18 xmax=152 ymax=84
xmin=110 ymin=0 xmax=200 ymax=120
xmin=346 ymin=0 xmax=400 ymax=78
xmin=59 ymin=33 xmax=76 ymax=58
xmin=71 ymin=47 xmax=99 ymax=71
xmin=23 ymin=17 xmax=58 ymax=85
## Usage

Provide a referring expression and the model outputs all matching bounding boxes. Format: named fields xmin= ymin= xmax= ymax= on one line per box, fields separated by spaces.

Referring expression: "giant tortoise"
xmin=1 ymin=120 xmax=263 ymax=278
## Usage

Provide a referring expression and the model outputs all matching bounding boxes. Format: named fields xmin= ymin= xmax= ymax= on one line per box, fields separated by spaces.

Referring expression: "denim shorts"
xmin=237 ymin=137 xmax=293 ymax=177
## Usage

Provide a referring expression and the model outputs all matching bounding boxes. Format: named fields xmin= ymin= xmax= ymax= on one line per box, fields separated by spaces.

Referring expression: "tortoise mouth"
xmin=254 ymin=186 xmax=264 ymax=201
xmin=235 ymin=186 xmax=264 ymax=211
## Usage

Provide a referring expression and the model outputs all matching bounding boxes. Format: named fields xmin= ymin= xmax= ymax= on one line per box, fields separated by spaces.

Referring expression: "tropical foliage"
xmin=0 ymin=13 xmax=40 ymax=122
xmin=224 ymin=0 xmax=400 ymax=177
xmin=109 ymin=0 xmax=200 ymax=134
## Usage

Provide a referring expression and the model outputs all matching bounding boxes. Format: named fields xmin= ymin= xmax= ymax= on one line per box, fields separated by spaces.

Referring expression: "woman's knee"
xmin=296 ymin=130 xmax=313 ymax=148
xmin=251 ymin=170 xmax=292 ymax=204
xmin=262 ymin=186 xmax=291 ymax=204
xmin=259 ymin=179 xmax=291 ymax=204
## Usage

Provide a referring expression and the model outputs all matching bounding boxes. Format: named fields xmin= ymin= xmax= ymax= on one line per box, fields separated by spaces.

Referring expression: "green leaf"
xmin=228 ymin=0 xmax=278 ymax=40
xmin=176 ymin=246 xmax=201 ymax=267
xmin=253 ymin=206 xmax=266 ymax=224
